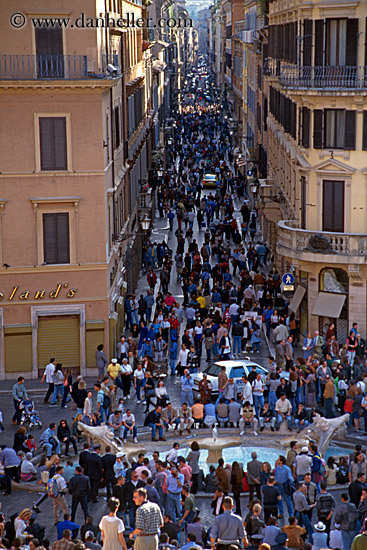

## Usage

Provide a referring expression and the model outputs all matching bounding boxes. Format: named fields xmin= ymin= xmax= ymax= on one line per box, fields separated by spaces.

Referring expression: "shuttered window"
xmin=303 ymin=20 xmax=312 ymax=66
xmin=323 ymin=181 xmax=344 ymax=233
xmin=313 ymin=109 xmax=323 ymax=148
xmin=35 ymin=27 xmax=64 ymax=78
xmin=346 ymin=19 xmax=358 ymax=66
xmin=39 ymin=117 xmax=67 ymax=170
xmin=301 ymin=107 xmax=310 ymax=148
xmin=43 ymin=212 xmax=70 ymax=264
xmin=314 ymin=110 xmax=356 ymax=150
xmin=344 ymin=111 xmax=356 ymax=149
xmin=362 ymin=111 xmax=367 ymax=151
xmin=314 ymin=20 xmax=324 ymax=66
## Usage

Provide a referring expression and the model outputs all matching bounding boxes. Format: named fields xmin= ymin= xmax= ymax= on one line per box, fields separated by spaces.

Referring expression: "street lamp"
xmin=167 ymin=138 xmax=173 ymax=145
xmin=157 ymin=169 xmax=164 ymax=177
xmin=112 ymin=216 xmax=151 ymax=243
xmin=140 ymin=216 xmax=151 ymax=233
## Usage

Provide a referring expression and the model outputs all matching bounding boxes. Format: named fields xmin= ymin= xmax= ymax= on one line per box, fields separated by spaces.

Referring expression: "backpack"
xmin=315 ymin=453 xmax=326 ymax=476
xmin=103 ymin=393 xmax=111 ymax=410
xmin=254 ymin=329 xmax=261 ymax=339
xmin=46 ymin=475 xmax=60 ymax=498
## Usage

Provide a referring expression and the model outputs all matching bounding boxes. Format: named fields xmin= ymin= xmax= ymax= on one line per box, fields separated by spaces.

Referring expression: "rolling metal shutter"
xmin=37 ymin=315 xmax=80 ymax=370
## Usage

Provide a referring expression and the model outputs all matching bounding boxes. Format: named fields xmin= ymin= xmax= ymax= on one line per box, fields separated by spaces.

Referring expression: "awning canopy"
xmin=237 ymin=158 xmax=246 ymax=166
xmin=288 ymin=285 xmax=306 ymax=313
xmin=312 ymin=292 xmax=346 ymax=318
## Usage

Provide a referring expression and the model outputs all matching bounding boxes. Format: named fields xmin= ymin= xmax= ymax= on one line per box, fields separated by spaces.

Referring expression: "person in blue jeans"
xmin=275 ymin=455 xmax=294 ymax=517
xmin=146 ymin=405 xmax=166 ymax=441
xmin=165 ymin=468 xmax=184 ymax=522
xmin=122 ymin=409 xmax=138 ymax=443
xmin=169 ymin=341 xmax=178 ymax=375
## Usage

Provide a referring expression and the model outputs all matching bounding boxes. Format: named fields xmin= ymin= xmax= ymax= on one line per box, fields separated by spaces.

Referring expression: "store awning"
xmin=288 ymin=285 xmax=306 ymax=313
xmin=237 ymin=158 xmax=246 ymax=166
xmin=312 ymin=292 xmax=346 ymax=318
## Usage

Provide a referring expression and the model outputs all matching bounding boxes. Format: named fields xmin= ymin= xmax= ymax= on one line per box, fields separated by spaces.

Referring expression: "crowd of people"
xmin=1 ymin=60 xmax=367 ymax=550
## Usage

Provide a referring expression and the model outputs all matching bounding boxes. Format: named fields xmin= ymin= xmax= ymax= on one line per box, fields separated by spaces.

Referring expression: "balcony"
xmin=277 ymin=220 xmax=367 ymax=265
xmin=0 ymin=54 xmax=89 ymax=80
xmin=279 ymin=65 xmax=367 ymax=90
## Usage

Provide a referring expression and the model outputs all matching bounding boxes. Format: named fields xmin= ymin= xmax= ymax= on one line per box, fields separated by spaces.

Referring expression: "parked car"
xmin=192 ymin=359 xmax=289 ymax=399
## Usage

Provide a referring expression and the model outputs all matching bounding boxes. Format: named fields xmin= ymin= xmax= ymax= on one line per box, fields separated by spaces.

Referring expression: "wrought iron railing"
xmin=0 ymin=55 xmax=88 ymax=79
xmin=279 ymin=65 xmax=367 ymax=89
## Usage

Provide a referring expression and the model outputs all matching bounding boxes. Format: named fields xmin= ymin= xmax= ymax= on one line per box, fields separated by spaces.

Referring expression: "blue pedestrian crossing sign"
xmin=282 ymin=273 xmax=295 ymax=285
xmin=247 ymin=169 xmax=253 ymax=177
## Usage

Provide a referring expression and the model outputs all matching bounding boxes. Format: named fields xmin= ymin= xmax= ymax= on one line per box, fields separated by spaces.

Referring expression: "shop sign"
xmin=0 ymin=283 xmax=78 ymax=301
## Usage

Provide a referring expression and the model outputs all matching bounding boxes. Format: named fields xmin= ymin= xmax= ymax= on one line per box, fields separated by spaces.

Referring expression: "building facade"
xmin=0 ymin=0 xmax=164 ymax=378
xmin=262 ymin=0 xmax=367 ymax=339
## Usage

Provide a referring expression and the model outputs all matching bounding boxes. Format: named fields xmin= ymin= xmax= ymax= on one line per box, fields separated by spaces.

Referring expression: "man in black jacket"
xmin=113 ymin=476 xmax=127 ymax=518
xmin=84 ymin=444 xmax=103 ymax=503
xmin=79 ymin=443 xmax=90 ymax=473
xmin=349 ymin=472 xmax=365 ymax=507
xmin=124 ymin=469 xmax=146 ymax=528
xmin=69 ymin=466 xmax=90 ymax=522
xmin=102 ymin=445 xmax=116 ymax=499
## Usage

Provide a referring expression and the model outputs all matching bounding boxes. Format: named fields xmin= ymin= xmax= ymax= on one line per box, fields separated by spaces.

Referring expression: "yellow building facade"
xmin=262 ymin=0 xmax=367 ymax=339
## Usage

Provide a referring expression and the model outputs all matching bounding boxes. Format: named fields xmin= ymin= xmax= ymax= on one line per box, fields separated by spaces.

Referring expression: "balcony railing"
xmin=277 ymin=220 xmax=367 ymax=259
xmin=0 ymin=55 xmax=88 ymax=80
xmin=279 ymin=65 xmax=367 ymax=89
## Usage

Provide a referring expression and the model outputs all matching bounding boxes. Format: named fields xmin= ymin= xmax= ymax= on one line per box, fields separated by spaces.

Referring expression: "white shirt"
xmin=83 ymin=397 xmax=92 ymax=416
xmin=122 ymin=413 xmax=135 ymax=424
xmin=44 ymin=363 xmax=55 ymax=384
xmin=178 ymin=349 xmax=189 ymax=366
xmin=229 ymin=303 xmax=239 ymax=315
xmin=242 ymin=381 xmax=253 ymax=404
xmin=252 ymin=379 xmax=264 ymax=396
xmin=134 ymin=369 xmax=145 ymax=381
xmin=166 ymin=448 xmax=178 ymax=463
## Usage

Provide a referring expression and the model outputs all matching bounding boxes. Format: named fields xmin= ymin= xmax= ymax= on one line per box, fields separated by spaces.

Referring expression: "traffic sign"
xmin=282 ymin=273 xmax=295 ymax=285
xmin=247 ymin=169 xmax=253 ymax=177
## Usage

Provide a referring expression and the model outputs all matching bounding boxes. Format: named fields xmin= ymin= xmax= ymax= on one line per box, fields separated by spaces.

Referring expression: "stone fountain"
xmin=280 ymin=413 xmax=349 ymax=456
xmin=78 ymin=422 xmax=146 ymax=463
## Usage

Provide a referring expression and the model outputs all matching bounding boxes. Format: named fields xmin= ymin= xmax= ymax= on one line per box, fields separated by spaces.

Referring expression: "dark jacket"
xmin=102 ymin=453 xmax=116 ymax=482
xmin=113 ymin=484 xmax=127 ymax=512
xmin=69 ymin=473 xmax=90 ymax=498
xmin=79 ymin=450 xmax=90 ymax=472
xmin=57 ymin=424 xmax=72 ymax=441
xmin=84 ymin=452 xmax=103 ymax=480
xmin=124 ymin=479 xmax=146 ymax=508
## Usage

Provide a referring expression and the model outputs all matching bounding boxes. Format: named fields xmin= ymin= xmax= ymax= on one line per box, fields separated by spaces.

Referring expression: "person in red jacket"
xmin=147 ymin=269 xmax=157 ymax=289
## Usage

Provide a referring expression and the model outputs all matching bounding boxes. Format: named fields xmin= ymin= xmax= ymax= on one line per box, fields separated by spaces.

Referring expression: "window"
xmin=363 ymin=111 xmax=367 ymax=151
xmin=35 ymin=27 xmax=64 ymax=78
xmin=313 ymin=109 xmax=356 ymax=149
xmin=39 ymin=117 xmax=67 ymax=170
xmin=322 ymin=181 xmax=344 ymax=233
xmin=43 ymin=213 xmax=70 ymax=264
xmin=325 ymin=110 xmax=345 ymax=148
xmin=326 ymin=19 xmax=346 ymax=65
xmin=230 ymin=366 xmax=245 ymax=379
xmin=315 ymin=18 xmax=358 ymax=67
xmin=113 ymin=106 xmax=120 ymax=149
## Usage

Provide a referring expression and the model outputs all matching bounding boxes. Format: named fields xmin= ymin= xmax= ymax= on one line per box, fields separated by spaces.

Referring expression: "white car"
xmin=192 ymin=359 xmax=269 ymax=398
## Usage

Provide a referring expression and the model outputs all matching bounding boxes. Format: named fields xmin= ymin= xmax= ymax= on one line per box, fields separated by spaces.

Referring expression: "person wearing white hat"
xmin=108 ymin=358 xmax=121 ymax=383
xmin=312 ymin=522 xmax=327 ymax=550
